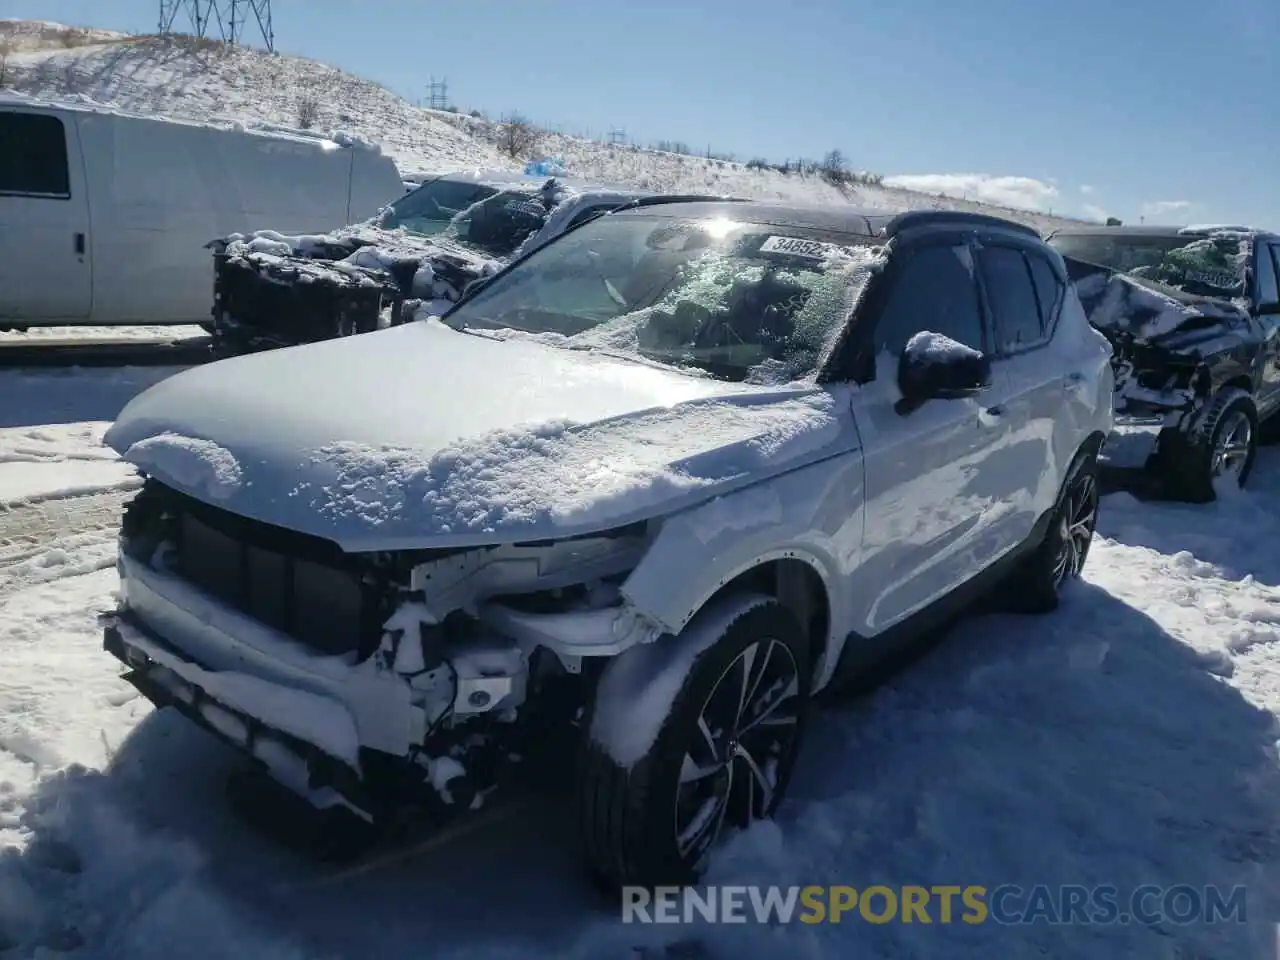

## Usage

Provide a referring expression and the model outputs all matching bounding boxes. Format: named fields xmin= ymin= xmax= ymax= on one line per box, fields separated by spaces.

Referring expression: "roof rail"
xmin=609 ymin=193 xmax=751 ymax=214
xmin=883 ymin=210 xmax=1041 ymax=239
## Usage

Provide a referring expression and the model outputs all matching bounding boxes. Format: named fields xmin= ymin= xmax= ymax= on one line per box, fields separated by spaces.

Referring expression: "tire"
xmin=1166 ymin=389 xmax=1257 ymax=502
xmin=1007 ymin=450 xmax=1101 ymax=614
xmin=577 ymin=595 xmax=811 ymax=891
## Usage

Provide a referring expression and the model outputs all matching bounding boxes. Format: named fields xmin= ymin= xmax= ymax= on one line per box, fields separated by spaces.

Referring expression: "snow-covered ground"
xmin=2 ymin=362 xmax=1280 ymax=958
xmin=0 ymin=325 xmax=208 ymax=342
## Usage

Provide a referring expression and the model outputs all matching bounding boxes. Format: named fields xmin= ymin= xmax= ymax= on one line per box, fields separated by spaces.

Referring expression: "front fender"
xmin=620 ymin=454 xmax=863 ymax=690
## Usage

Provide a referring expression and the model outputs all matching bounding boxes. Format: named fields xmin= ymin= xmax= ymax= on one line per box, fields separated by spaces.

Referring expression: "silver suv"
xmin=100 ymin=201 xmax=1114 ymax=889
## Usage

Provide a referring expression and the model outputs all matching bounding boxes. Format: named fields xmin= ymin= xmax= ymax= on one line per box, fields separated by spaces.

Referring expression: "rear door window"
xmin=0 ymin=112 xmax=71 ymax=197
xmin=979 ymin=245 xmax=1045 ymax=353
xmin=1026 ymin=252 xmax=1063 ymax=330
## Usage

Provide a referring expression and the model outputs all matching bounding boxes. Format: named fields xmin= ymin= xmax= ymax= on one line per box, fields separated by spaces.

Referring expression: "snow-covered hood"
xmin=1066 ymin=256 xmax=1249 ymax=346
xmin=104 ymin=322 xmax=849 ymax=552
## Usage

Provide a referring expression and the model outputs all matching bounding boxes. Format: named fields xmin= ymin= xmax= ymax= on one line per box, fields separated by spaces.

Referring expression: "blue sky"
xmin=8 ymin=0 xmax=1279 ymax=227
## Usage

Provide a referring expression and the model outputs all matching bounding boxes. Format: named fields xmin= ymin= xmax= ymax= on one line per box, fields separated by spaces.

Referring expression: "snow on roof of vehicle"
xmin=0 ymin=89 xmax=386 ymax=154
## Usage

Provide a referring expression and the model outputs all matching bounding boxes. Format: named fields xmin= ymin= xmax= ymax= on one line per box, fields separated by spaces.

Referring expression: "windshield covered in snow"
xmin=1049 ymin=232 xmax=1246 ymax=299
xmin=444 ymin=213 xmax=884 ymax=384
xmin=379 ymin=179 xmax=551 ymax=257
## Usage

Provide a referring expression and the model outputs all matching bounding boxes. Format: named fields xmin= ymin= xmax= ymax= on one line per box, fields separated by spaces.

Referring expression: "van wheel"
xmin=577 ymin=596 xmax=810 ymax=891
xmin=1006 ymin=453 xmax=1100 ymax=614
xmin=1167 ymin=389 xmax=1256 ymax=502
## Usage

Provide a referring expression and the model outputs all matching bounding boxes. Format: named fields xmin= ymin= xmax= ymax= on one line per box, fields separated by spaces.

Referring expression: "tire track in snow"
xmin=0 ymin=490 xmax=132 ymax=598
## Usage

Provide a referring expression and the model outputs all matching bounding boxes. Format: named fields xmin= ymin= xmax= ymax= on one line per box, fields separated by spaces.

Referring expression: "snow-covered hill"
xmin=0 ymin=19 xmax=127 ymax=53
xmin=426 ymin=108 xmax=1089 ymax=234
xmin=4 ymin=32 xmax=506 ymax=174
xmin=3 ymin=22 xmax=1088 ymax=235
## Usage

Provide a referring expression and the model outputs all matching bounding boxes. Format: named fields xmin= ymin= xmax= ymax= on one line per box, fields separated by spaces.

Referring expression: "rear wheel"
xmin=577 ymin=596 xmax=810 ymax=890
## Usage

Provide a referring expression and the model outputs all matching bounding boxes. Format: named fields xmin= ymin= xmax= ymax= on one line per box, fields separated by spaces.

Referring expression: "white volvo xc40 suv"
xmin=101 ymin=200 xmax=1114 ymax=889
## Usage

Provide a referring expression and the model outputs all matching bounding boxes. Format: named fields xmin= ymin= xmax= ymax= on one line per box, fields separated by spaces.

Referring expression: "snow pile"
xmin=302 ymin=392 xmax=841 ymax=538
xmin=121 ymin=432 xmax=242 ymax=501
xmin=0 ymin=423 xmax=138 ymax=505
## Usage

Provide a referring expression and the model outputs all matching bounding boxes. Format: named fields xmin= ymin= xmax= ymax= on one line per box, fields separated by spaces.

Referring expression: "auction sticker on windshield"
xmin=758 ymin=235 xmax=846 ymax=259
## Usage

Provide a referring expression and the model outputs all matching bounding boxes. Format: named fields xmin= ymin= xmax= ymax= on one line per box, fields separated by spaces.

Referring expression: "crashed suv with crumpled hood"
xmin=101 ymin=200 xmax=1112 ymax=889
xmin=210 ymin=170 xmax=703 ymax=350
xmin=1047 ymin=224 xmax=1280 ymax=500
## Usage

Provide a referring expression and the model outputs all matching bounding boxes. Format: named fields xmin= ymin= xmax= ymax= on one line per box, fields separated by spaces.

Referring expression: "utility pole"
xmin=425 ymin=76 xmax=449 ymax=110
xmin=158 ymin=0 xmax=275 ymax=52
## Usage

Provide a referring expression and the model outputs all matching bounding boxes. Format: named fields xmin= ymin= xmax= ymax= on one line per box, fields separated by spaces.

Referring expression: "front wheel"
xmin=1160 ymin=390 xmax=1257 ymax=501
xmin=577 ymin=596 xmax=810 ymax=891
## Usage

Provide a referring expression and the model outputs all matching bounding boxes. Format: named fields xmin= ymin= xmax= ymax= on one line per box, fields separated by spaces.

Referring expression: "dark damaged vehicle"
xmin=1047 ymin=224 xmax=1280 ymax=500
xmin=209 ymin=170 xmax=721 ymax=350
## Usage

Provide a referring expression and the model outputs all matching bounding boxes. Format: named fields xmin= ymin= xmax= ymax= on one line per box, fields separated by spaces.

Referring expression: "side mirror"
xmin=898 ymin=331 xmax=992 ymax=407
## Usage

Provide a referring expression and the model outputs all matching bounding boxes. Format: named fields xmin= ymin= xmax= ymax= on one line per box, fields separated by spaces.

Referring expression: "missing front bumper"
xmin=103 ymin=612 xmax=378 ymax=821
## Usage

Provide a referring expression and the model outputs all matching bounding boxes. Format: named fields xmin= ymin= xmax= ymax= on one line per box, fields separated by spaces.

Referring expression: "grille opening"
xmin=173 ymin=503 xmax=377 ymax=658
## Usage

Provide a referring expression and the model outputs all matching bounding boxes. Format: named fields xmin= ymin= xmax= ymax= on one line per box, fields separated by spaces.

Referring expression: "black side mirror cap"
xmin=897 ymin=332 xmax=992 ymax=410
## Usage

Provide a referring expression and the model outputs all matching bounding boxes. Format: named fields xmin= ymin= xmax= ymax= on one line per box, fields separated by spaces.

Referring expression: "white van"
xmin=0 ymin=93 xmax=403 ymax=329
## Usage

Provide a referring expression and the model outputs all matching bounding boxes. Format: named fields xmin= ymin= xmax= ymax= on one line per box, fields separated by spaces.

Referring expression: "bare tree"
xmin=821 ymin=148 xmax=848 ymax=184
xmin=0 ymin=40 xmax=9 ymax=89
xmin=296 ymin=92 xmax=321 ymax=129
xmin=497 ymin=114 xmax=540 ymax=159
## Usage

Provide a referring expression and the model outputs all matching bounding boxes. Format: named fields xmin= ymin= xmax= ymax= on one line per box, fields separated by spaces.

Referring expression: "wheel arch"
xmin=622 ymin=545 xmax=838 ymax=689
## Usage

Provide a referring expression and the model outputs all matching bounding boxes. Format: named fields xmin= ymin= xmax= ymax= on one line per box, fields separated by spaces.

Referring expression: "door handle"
xmin=74 ymin=232 xmax=85 ymax=255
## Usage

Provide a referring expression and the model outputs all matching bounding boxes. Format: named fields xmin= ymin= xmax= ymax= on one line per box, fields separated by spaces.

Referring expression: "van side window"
xmin=0 ymin=112 xmax=71 ymax=198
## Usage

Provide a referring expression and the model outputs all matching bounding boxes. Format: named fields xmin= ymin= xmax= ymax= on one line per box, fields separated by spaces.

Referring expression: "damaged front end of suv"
xmin=101 ymin=474 xmax=666 ymax=824
xmin=208 ymin=173 xmax=657 ymax=352
xmin=1051 ymin=229 xmax=1261 ymax=488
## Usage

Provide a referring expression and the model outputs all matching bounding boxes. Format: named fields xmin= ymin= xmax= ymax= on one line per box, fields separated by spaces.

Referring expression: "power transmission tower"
xmin=607 ymin=128 xmax=627 ymax=145
xmin=425 ymin=76 xmax=449 ymax=110
xmin=158 ymin=0 xmax=276 ymax=52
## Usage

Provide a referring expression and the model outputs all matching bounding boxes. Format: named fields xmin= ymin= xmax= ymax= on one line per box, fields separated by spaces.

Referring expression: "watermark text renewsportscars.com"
xmin=621 ymin=884 xmax=1249 ymax=926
